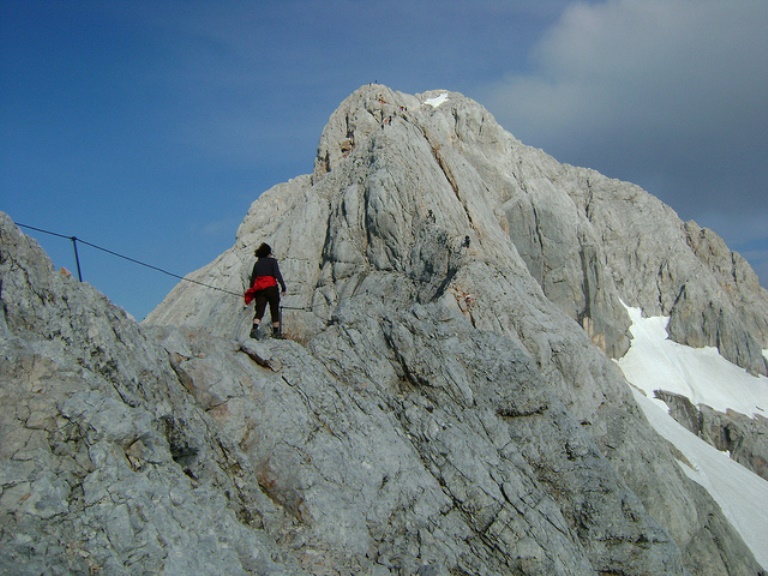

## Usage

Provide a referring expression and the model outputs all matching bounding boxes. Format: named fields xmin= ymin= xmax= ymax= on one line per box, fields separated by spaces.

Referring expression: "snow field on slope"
xmin=632 ymin=391 xmax=768 ymax=568
xmin=617 ymin=304 xmax=768 ymax=568
xmin=619 ymin=304 xmax=768 ymax=418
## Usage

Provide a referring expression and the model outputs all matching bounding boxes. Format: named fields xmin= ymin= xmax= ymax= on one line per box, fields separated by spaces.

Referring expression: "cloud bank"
xmin=483 ymin=0 xmax=768 ymax=280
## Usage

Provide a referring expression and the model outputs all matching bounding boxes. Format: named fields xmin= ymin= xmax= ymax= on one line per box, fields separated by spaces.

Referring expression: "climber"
xmin=244 ymin=243 xmax=286 ymax=339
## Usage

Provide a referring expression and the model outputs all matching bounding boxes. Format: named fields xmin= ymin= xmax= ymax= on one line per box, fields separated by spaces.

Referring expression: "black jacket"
xmin=249 ymin=257 xmax=286 ymax=292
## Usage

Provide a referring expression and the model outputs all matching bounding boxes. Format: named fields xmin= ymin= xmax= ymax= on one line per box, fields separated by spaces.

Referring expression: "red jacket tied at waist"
xmin=244 ymin=276 xmax=278 ymax=305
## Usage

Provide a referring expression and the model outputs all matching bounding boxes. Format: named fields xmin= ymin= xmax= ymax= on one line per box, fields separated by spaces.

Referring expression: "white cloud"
xmin=489 ymin=0 xmax=768 ymax=140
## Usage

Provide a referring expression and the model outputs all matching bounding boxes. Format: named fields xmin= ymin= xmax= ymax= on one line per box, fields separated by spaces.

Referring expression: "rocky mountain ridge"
xmin=151 ymin=85 xmax=768 ymax=376
xmin=150 ymin=83 xmax=768 ymax=480
xmin=2 ymin=84 xmax=767 ymax=574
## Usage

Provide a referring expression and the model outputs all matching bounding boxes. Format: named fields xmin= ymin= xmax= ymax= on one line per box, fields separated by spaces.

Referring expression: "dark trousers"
xmin=254 ymin=285 xmax=280 ymax=323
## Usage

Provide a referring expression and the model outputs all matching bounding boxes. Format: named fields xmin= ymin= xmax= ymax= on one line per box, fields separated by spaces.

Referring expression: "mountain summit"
xmin=3 ymin=85 xmax=767 ymax=574
xmin=151 ymin=84 xmax=768 ymax=376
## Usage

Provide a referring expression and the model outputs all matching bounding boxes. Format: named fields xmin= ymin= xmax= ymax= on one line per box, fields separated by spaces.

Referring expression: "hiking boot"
xmin=272 ymin=327 xmax=284 ymax=339
xmin=249 ymin=325 xmax=259 ymax=339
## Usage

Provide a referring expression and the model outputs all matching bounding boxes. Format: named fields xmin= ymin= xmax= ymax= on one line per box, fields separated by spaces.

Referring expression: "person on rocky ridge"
xmin=244 ymin=243 xmax=286 ymax=339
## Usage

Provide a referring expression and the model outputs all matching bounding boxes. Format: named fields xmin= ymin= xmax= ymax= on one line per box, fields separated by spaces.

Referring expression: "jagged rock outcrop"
xmin=3 ymin=84 xmax=767 ymax=575
xmin=0 ymin=214 xmax=306 ymax=575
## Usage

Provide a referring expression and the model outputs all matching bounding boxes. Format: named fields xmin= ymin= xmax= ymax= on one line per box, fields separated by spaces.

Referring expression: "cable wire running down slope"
xmin=16 ymin=223 xmax=241 ymax=298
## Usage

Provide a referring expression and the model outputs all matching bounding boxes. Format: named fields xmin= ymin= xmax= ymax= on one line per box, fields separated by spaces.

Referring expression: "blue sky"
xmin=2 ymin=0 xmax=766 ymax=320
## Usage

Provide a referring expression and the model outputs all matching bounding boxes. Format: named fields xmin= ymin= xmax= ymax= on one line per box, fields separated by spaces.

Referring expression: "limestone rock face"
xmin=0 ymin=213 xmax=304 ymax=575
xmin=2 ymin=212 xmax=761 ymax=575
xmin=3 ymin=84 xmax=767 ymax=575
xmin=149 ymin=85 xmax=768 ymax=375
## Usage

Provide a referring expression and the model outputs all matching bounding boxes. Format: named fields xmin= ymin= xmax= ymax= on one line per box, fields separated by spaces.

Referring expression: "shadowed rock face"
xmin=2 ymin=84 xmax=766 ymax=575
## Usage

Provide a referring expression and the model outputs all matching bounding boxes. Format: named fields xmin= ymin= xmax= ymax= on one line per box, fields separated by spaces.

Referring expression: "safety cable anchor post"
xmin=70 ymin=236 xmax=83 ymax=282
xmin=16 ymin=222 xmax=242 ymax=297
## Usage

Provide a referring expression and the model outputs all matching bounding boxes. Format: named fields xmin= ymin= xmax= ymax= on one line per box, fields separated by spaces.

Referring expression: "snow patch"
xmin=424 ymin=92 xmax=449 ymax=108
xmin=618 ymin=304 xmax=768 ymax=418
xmin=617 ymin=303 xmax=768 ymax=569
xmin=632 ymin=389 xmax=768 ymax=568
